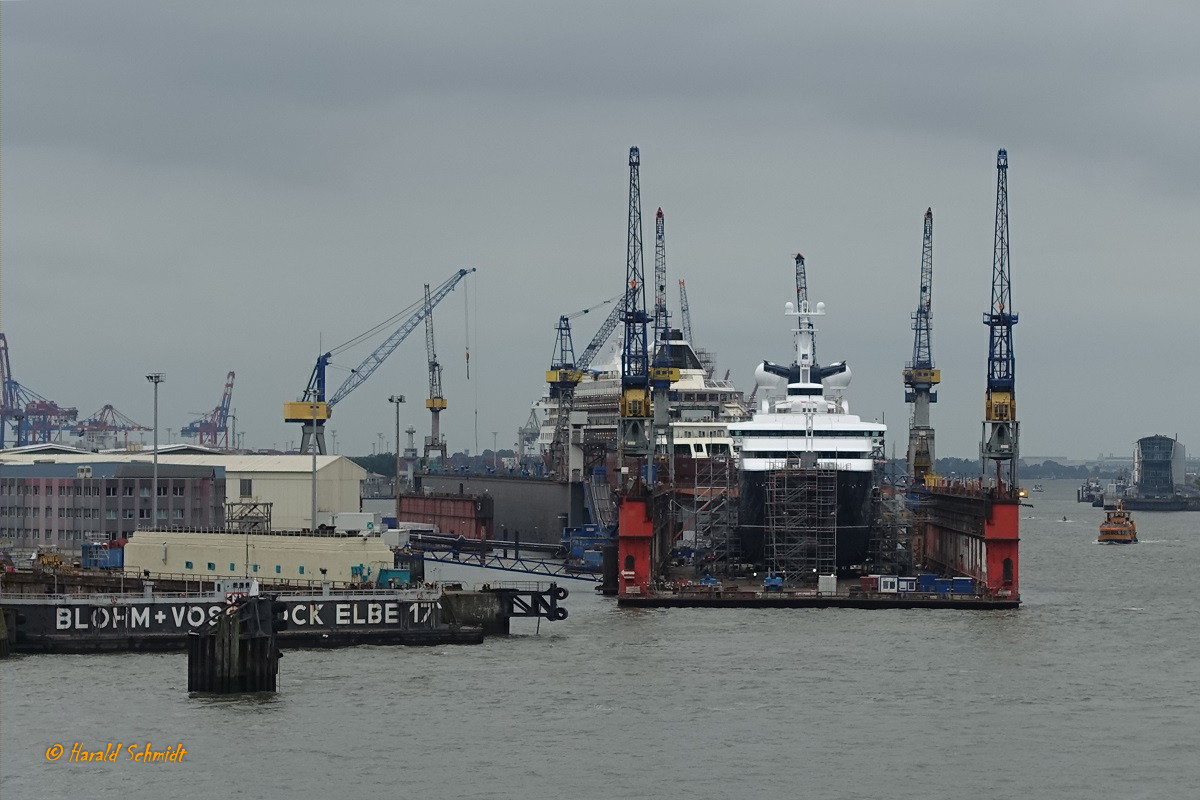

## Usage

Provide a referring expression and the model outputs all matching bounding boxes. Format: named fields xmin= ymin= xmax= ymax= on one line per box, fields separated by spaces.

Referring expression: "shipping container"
xmin=952 ymin=577 xmax=975 ymax=594
xmin=817 ymin=574 xmax=838 ymax=595
xmin=934 ymin=578 xmax=953 ymax=594
xmin=859 ymin=575 xmax=879 ymax=593
xmin=917 ymin=574 xmax=938 ymax=592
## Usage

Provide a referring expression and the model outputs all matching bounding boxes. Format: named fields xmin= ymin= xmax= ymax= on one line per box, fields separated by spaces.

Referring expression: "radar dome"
xmin=822 ymin=362 xmax=852 ymax=389
xmin=784 ymin=301 xmax=795 ymax=314
xmin=754 ymin=362 xmax=786 ymax=387
xmin=816 ymin=301 xmax=826 ymax=313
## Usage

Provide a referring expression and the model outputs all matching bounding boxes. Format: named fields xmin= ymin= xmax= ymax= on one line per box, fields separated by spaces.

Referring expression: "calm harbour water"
xmin=4 ymin=480 xmax=1200 ymax=800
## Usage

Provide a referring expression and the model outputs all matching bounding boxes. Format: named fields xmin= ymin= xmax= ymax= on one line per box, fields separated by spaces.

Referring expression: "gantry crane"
xmin=284 ymin=267 xmax=475 ymax=454
xmin=181 ymin=371 xmax=236 ymax=448
xmin=981 ymin=149 xmax=1019 ymax=488
xmin=423 ymin=283 xmax=448 ymax=467
xmin=76 ymin=405 xmax=151 ymax=448
xmin=903 ymin=209 xmax=940 ymax=483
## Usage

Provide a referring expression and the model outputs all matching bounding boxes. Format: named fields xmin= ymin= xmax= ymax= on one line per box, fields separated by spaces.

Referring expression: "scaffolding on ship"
xmin=765 ymin=463 xmax=837 ymax=582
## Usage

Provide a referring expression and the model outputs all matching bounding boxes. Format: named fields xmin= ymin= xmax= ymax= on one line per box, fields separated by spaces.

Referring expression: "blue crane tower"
xmin=981 ymin=150 xmax=1019 ymax=488
xmin=618 ymin=146 xmax=652 ymax=460
xmin=284 ymin=267 xmax=475 ymax=455
xmin=903 ymin=209 xmax=940 ymax=483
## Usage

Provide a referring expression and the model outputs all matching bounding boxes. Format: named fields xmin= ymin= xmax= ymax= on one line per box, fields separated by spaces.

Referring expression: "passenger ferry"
xmin=1098 ymin=501 xmax=1138 ymax=544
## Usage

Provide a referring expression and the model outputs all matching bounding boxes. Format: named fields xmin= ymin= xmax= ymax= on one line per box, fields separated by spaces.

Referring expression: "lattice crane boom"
xmin=678 ymin=279 xmax=693 ymax=345
xmin=653 ymin=208 xmax=668 ymax=346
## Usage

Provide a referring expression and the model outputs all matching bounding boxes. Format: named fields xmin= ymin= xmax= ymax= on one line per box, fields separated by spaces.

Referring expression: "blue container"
xmin=933 ymin=578 xmax=953 ymax=594
xmin=917 ymin=574 xmax=938 ymax=592
xmin=952 ymin=577 xmax=975 ymax=594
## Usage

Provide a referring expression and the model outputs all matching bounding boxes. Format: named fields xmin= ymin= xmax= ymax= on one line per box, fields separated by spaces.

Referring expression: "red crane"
xmin=76 ymin=405 xmax=152 ymax=448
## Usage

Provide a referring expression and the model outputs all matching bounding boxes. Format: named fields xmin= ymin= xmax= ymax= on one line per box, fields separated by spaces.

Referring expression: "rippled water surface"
xmin=5 ymin=480 xmax=1200 ymax=799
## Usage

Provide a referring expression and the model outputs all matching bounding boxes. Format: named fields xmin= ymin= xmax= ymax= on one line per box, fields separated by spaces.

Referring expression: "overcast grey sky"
xmin=4 ymin=1 xmax=1198 ymax=460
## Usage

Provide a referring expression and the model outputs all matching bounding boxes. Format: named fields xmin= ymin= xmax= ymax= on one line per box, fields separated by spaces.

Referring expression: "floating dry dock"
xmin=2 ymin=579 xmax=568 ymax=654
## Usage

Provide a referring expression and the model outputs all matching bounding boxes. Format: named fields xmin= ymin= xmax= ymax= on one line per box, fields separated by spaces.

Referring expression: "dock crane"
xmin=284 ymin=267 xmax=476 ymax=455
xmin=649 ymin=208 xmax=679 ymax=460
xmin=903 ymin=209 xmax=940 ymax=483
xmin=422 ymin=283 xmax=448 ymax=467
xmin=616 ymin=146 xmax=659 ymax=598
xmin=981 ymin=149 xmax=1019 ymax=489
xmin=181 ymin=371 xmax=236 ymax=448
xmin=545 ymin=289 xmax=635 ymax=481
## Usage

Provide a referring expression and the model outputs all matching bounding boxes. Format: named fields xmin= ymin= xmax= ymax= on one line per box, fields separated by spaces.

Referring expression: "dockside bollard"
xmin=187 ymin=596 xmax=285 ymax=693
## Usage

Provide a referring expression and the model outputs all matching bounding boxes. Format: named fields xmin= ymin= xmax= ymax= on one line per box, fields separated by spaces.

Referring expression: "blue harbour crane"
xmin=981 ymin=150 xmax=1019 ymax=488
xmin=903 ymin=209 xmax=940 ymax=483
xmin=284 ymin=267 xmax=476 ymax=455
xmin=618 ymin=147 xmax=652 ymax=461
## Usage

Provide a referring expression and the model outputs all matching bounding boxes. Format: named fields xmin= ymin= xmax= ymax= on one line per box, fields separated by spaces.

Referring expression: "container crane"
xmin=75 ymin=405 xmax=151 ymax=449
xmin=981 ymin=149 xmax=1019 ymax=489
xmin=903 ymin=209 xmax=940 ymax=483
xmin=0 ymin=333 xmax=78 ymax=447
xmin=284 ymin=267 xmax=475 ymax=454
xmin=181 ymin=371 xmax=236 ymax=448
xmin=422 ymin=283 xmax=448 ymax=467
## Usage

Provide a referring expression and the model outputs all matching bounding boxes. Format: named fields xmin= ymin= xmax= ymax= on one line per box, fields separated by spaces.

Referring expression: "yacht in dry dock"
xmin=728 ymin=294 xmax=885 ymax=572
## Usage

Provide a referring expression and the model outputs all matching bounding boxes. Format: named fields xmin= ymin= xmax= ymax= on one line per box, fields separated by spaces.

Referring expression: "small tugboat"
xmin=1098 ymin=501 xmax=1138 ymax=544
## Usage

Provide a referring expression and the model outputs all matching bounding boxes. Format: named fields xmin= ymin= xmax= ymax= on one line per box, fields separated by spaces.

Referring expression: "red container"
xmin=860 ymin=575 xmax=879 ymax=593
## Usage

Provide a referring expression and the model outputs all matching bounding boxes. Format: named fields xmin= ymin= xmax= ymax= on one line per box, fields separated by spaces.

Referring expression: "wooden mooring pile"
xmin=186 ymin=596 xmax=285 ymax=693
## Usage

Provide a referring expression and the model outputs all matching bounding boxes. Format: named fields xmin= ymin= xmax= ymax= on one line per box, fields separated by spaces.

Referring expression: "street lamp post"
xmin=146 ymin=373 xmax=164 ymax=530
xmin=389 ymin=395 xmax=406 ymax=497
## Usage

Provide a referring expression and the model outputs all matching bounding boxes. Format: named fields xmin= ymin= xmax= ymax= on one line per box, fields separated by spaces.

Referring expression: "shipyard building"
xmin=1 ymin=462 xmax=225 ymax=550
xmin=1 ymin=449 xmax=369 ymax=552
